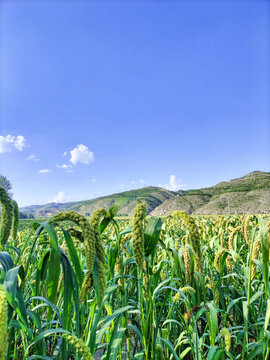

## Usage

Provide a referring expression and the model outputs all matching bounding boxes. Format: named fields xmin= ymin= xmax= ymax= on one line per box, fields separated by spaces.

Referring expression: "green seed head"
xmin=214 ymin=248 xmax=227 ymax=273
xmin=11 ymin=200 xmax=19 ymax=243
xmin=79 ymin=271 xmax=93 ymax=304
xmin=173 ymin=211 xmax=203 ymax=273
xmin=132 ymin=203 xmax=146 ymax=270
xmin=0 ymin=285 xmax=8 ymax=359
xmin=95 ymin=236 xmax=107 ymax=303
xmin=251 ymin=238 xmax=261 ymax=280
xmin=244 ymin=215 xmax=253 ymax=245
xmin=0 ymin=186 xmax=14 ymax=245
xmin=228 ymin=225 xmax=241 ymax=261
xmin=52 ymin=211 xmax=96 ymax=273
xmin=89 ymin=209 xmax=108 ymax=304
xmin=89 ymin=208 xmax=108 ymax=232
xmin=183 ymin=245 xmax=191 ymax=284
xmin=64 ymin=334 xmax=94 ymax=360
xmin=220 ymin=327 xmax=231 ymax=352
xmin=52 ymin=211 xmax=102 ymax=301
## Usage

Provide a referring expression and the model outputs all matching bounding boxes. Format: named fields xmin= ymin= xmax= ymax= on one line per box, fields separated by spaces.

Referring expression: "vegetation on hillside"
xmin=20 ymin=171 xmax=270 ymax=217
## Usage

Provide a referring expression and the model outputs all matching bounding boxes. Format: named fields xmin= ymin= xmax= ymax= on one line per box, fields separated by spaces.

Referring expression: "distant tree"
xmin=0 ymin=175 xmax=13 ymax=198
xmin=28 ymin=214 xmax=35 ymax=219
xmin=19 ymin=212 xmax=28 ymax=219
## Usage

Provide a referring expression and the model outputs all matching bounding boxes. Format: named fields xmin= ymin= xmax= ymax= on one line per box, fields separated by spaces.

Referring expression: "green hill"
xmin=20 ymin=171 xmax=270 ymax=217
xmin=21 ymin=187 xmax=175 ymax=217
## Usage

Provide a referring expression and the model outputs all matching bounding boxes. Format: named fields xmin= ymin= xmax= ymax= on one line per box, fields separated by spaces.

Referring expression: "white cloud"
xmin=56 ymin=164 xmax=72 ymax=169
xmin=0 ymin=135 xmax=26 ymax=153
xmin=26 ymin=154 xmax=39 ymax=161
xmin=70 ymin=144 xmax=94 ymax=165
xmin=56 ymin=164 xmax=73 ymax=173
xmin=164 ymin=175 xmax=184 ymax=191
xmin=53 ymin=191 xmax=70 ymax=203
xmin=63 ymin=151 xmax=67 ymax=157
xmin=39 ymin=169 xmax=51 ymax=174
xmin=91 ymin=178 xmax=97 ymax=183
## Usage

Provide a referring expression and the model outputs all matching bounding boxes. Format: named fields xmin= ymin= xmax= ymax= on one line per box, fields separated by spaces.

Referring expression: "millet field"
xmin=0 ymin=186 xmax=270 ymax=360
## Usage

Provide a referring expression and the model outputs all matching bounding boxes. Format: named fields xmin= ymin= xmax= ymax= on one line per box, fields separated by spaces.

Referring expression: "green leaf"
xmin=258 ymin=218 xmax=269 ymax=299
xmin=95 ymin=305 xmax=133 ymax=346
xmin=27 ymin=329 xmax=70 ymax=351
xmin=47 ymin=248 xmax=61 ymax=318
xmin=105 ymin=317 xmax=125 ymax=360
xmin=264 ymin=299 xmax=270 ymax=332
xmin=31 ymin=296 xmax=63 ymax=326
xmin=0 ymin=251 xmax=14 ymax=271
xmin=158 ymin=337 xmax=179 ymax=360
xmin=144 ymin=217 xmax=163 ymax=256
xmin=206 ymin=303 xmax=218 ymax=347
xmin=62 ymin=228 xmax=83 ymax=285
xmin=207 ymin=346 xmax=224 ymax=360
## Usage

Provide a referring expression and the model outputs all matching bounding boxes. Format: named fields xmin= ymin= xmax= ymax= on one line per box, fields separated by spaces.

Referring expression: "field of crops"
xmin=0 ymin=186 xmax=270 ymax=360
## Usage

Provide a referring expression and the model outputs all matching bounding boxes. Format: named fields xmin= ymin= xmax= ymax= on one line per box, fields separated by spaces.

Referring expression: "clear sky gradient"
xmin=0 ymin=0 xmax=269 ymax=206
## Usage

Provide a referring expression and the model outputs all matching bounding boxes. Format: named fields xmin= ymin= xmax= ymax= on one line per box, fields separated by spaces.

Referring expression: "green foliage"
xmin=0 ymin=186 xmax=14 ymax=245
xmin=0 ymin=175 xmax=13 ymax=198
xmin=11 ymin=200 xmax=19 ymax=242
xmin=0 ymin=198 xmax=270 ymax=359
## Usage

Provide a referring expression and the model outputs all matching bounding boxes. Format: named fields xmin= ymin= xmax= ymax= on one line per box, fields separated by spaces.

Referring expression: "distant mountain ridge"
xmin=20 ymin=171 xmax=270 ymax=217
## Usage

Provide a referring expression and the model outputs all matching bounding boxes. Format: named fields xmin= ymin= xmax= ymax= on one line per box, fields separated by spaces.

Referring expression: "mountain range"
xmin=20 ymin=171 xmax=270 ymax=217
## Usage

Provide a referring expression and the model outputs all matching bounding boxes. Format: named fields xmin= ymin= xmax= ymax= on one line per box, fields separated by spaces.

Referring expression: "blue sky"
xmin=0 ymin=0 xmax=269 ymax=207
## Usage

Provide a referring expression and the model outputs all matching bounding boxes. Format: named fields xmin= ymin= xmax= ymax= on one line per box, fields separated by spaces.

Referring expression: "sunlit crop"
xmin=0 ymin=186 xmax=270 ymax=359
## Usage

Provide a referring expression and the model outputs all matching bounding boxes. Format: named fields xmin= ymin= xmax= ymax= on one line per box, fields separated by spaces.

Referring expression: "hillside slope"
xmin=20 ymin=171 xmax=270 ymax=216
xmin=151 ymin=171 xmax=270 ymax=215
xmin=21 ymin=187 xmax=176 ymax=217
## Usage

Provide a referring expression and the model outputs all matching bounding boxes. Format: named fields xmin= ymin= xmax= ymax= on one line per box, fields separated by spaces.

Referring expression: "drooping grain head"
xmin=89 ymin=208 xmax=108 ymax=233
xmin=214 ymin=248 xmax=227 ymax=273
xmin=132 ymin=203 xmax=146 ymax=270
xmin=183 ymin=245 xmax=191 ymax=284
xmin=0 ymin=285 xmax=8 ymax=360
xmin=52 ymin=211 xmax=96 ymax=273
xmin=0 ymin=186 xmax=14 ymax=245
xmin=94 ymin=236 xmax=107 ymax=303
xmin=52 ymin=211 xmax=101 ymax=302
xmin=79 ymin=271 xmax=93 ymax=304
xmin=221 ymin=327 xmax=231 ymax=352
xmin=228 ymin=225 xmax=241 ymax=261
xmin=251 ymin=238 xmax=261 ymax=280
xmin=174 ymin=286 xmax=196 ymax=302
xmin=64 ymin=334 xmax=94 ymax=360
xmin=173 ymin=211 xmax=203 ymax=273
xmin=11 ymin=200 xmax=19 ymax=243
xmin=243 ymin=215 xmax=254 ymax=245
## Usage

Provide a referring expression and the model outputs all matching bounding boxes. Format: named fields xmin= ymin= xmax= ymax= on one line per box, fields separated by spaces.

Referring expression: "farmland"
xmin=0 ymin=186 xmax=270 ymax=359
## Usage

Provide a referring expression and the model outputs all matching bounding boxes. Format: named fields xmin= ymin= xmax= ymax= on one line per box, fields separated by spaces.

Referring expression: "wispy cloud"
xmin=56 ymin=164 xmax=73 ymax=169
xmin=164 ymin=175 xmax=185 ymax=191
xmin=63 ymin=151 xmax=67 ymax=157
xmin=119 ymin=179 xmax=148 ymax=190
xmin=56 ymin=163 xmax=73 ymax=172
xmin=0 ymin=135 xmax=26 ymax=153
xmin=26 ymin=154 xmax=39 ymax=161
xmin=70 ymin=144 xmax=94 ymax=165
xmin=91 ymin=178 xmax=97 ymax=183
xmin=39 ymin=169 xmax=51 ymax=174
xmin=52 ymin=191 xmax=70 ymax=203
